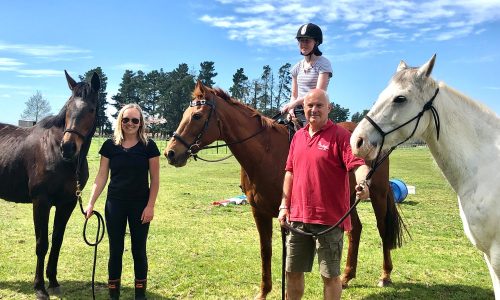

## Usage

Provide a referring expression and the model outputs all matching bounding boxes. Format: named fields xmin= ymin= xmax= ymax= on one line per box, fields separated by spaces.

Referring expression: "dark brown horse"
xmin=0 ymin=71 xmax=100 ymax=300
xmin=165 ymin=81 xmax=404 ymax=299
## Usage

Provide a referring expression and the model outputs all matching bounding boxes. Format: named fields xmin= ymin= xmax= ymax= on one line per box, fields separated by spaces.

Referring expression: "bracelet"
xmin=279 ymin=205 xmax=288 ymax=210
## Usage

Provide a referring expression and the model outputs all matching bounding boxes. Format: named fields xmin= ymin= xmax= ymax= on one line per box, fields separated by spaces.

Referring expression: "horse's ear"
xmin=397 ymin=60 xmax=408 ymax=72
xmin=417 ymin=54 xmax=436 ymax=78
xmin=65 ymin=70 xmax=77 ymax=90
xmin=91 ymin=72 xmax=101 ymax=93
xmin=194 ymin=80 xmax=208 ymax=97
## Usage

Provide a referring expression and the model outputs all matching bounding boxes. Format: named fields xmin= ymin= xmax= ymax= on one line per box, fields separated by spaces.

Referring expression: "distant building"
xmin=18 ymin=120 xmax=36 ymax=127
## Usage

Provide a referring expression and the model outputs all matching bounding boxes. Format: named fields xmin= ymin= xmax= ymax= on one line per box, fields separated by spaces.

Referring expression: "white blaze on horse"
xmin=350 ymin=54 xmax=500 ymax=298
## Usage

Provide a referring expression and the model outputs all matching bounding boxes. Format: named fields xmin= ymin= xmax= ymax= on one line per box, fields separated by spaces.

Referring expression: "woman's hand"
xmin=85 ymin=203 xmax=94 ymax=219
xmin=141 ymin=205 xmax=155 ymax=224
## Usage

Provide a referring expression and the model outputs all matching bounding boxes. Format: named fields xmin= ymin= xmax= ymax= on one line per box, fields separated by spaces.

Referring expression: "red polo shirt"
xmin=285 ymin=120 xmax=365 ymax=230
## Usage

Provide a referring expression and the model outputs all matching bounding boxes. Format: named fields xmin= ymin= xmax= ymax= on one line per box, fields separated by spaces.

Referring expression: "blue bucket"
xmin=389 ymin=179 xmax=408 ymax=203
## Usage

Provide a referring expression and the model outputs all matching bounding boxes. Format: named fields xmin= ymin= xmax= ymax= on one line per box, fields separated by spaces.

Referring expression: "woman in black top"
xmin=86 ymin=103 xmax=160 ymax=300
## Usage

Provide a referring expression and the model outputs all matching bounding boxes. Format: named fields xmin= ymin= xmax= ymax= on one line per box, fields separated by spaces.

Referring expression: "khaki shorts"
xmin=285 ymin=222 xmax=344 ymax=278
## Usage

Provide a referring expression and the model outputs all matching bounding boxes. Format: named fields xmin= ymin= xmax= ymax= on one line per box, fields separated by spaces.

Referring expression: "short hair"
xmin=304 ymin=88 xmax=331 ymax=105
xmin=113 ymin=103 xmax=148 ymax=146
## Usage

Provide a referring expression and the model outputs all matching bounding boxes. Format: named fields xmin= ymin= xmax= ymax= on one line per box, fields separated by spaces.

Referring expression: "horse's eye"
xmin=192 ymin=113 xmax=202 ymax=120
xmin=393 ymin=96 xmax=407 ymax=103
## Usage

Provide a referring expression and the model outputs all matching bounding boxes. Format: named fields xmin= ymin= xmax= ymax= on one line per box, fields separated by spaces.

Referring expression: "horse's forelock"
xmin=393 ymin=67 xmax=433 ymax=92
xmin=73 ymin=82 xmax=92 ymax=98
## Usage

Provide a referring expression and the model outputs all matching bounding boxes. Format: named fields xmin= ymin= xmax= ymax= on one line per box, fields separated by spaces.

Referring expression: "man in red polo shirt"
xmin=278 ymin=88 xmax=370 ymax=300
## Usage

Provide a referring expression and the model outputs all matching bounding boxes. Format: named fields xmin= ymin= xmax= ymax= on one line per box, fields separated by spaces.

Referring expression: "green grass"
xmin=0 ymin=141 xmax=494 ymax=299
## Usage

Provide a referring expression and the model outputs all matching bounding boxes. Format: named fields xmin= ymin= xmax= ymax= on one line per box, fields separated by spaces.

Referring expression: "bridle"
xmin=171 ymin=98 xmax=268 ymax=161
xmin=172 ymin=99 xmax=217 ymax=159
xmin=364 ymin=87 xmax=440 ymax=178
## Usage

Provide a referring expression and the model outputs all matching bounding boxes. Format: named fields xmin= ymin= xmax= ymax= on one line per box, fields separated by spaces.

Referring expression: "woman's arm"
xmin=141 ymin=156 xmax=160 ymax=224
xmin=316 ymin=72 xmax=331 ymax=90
xmin=85 ymin=156 xmax=110 ymax=218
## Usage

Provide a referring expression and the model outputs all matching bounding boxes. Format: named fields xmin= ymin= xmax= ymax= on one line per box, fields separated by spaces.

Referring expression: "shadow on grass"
xmin=358 ymin=282 xmax=493 ymax=300
xmin=0 ymin=280 xmax=175 ymax=300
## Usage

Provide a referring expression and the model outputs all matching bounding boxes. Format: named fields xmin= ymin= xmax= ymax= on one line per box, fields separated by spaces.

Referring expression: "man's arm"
xmin=278 ymin=171 xmax=293 ymax=225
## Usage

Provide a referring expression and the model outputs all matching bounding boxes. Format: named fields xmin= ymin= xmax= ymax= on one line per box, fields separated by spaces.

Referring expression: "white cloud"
xmin=115 ymin=63 xmax=148 ymax=71
xmin=197 ymin=0 xmax=500 ymax=56
xmin=346 ymin=23 xmax=368 ymax=31
xmin=16 ymin=69 xmax=61 ymax=77
xmin=0 ymin=57 xmax=24 ymax=66
xmin=0 ymin=41 xmax=90 ymax=57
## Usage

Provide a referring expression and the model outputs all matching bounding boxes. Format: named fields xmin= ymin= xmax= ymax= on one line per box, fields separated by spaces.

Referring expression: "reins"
xmin=171 ymin=99 xmax=275 ymax=162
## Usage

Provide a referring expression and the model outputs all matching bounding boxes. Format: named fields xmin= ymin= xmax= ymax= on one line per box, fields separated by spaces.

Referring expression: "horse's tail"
xmin=384 ymin=186 xmax=411 ymax=249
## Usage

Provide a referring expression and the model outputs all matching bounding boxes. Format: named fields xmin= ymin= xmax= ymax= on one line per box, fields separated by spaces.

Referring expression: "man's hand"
xmin=355 ymin=180 xmax=370 ymax=200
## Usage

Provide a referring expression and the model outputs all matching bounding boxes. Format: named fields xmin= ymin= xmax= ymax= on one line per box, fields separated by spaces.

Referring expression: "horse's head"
xmin=351 ymin=54 xmax=439 ymax=161
xmin=60 ymin=70 xmax=100 ymax=160
xmin=165 ymin=81 xmax=221 ymax=167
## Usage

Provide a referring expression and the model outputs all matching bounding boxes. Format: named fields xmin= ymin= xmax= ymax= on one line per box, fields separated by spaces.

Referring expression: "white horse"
xmin=350 ymin=54 xmax=500 ymax=298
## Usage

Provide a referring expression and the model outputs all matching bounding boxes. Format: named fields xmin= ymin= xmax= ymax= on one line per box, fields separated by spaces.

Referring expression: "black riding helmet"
xmin=296 ymin=23 xmax=323 ymax=56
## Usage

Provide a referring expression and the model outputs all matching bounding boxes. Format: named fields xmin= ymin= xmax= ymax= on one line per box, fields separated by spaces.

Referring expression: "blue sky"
xmin=1 ymin=0 xmax=500 ymax=126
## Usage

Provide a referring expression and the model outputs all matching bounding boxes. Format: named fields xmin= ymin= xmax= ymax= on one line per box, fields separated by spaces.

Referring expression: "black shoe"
xmin=108 ymin=279 xmax=120 ymax=300
xmin=135 ymin=279 xmax=147 ymax=300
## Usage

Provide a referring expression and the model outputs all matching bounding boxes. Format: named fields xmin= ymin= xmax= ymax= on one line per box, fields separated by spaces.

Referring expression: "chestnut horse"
xmin=0 ymin=71 xmax=100 ymax=300
xmin=165 ymin=81 xmax=404 ymax=299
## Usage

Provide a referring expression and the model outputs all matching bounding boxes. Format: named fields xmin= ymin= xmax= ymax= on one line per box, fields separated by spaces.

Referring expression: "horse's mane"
xmin=208 ymin=87 xmax=277 ymax=129
xmin=439 ymin=82 xmax=499 ymax=120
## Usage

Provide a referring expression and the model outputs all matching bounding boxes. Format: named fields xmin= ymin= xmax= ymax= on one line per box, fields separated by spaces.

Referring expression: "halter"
xmin=364 ymin=88 xmax=440 ymax=178
xmin=63 ymin=128 xmax=87 ymax=140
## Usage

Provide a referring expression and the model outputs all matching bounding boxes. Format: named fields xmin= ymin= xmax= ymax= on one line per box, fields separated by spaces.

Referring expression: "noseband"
xmin=363 ymin=88 xmax=440 ymax=177
xmin=172 ymin=99 xmax=216 ymax=158
xmin=63 ymin=128 xmax=87 ymax=140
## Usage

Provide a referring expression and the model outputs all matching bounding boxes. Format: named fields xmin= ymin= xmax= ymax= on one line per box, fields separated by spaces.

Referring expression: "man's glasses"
xmin=122 ymin=117 xmax=140 ymax=125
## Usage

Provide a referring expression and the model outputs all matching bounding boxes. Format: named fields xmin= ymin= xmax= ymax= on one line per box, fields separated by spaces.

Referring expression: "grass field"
xmin=0 ymin=139 xmax=494 ymax=299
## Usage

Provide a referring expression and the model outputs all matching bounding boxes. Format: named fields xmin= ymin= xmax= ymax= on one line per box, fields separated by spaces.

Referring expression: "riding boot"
xmin=108 ymin=279 xmax=120 ymax=300
xmin=135 ymin=279 xmax=147 ymax=300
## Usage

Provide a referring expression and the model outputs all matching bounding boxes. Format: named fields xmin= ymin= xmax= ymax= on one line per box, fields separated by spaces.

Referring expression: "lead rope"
xmin=76 ymin=181 xmax=105 ymax=300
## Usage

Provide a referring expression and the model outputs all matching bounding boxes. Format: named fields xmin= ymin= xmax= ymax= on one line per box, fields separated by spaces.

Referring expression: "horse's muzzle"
xmin=60 ymin=141 xmax=78 ymax=160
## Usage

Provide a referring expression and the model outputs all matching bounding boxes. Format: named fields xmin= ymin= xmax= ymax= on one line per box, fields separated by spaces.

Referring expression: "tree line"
xmin=22 ymin=62 xmax=369 ymax=137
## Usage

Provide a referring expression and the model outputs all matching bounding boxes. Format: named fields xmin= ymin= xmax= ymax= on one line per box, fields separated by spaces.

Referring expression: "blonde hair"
xmin=114 ymin=103 xmax=148 ymax=145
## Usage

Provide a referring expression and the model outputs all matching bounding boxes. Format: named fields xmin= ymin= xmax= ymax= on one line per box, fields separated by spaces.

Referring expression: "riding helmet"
xmin=296 ymin=23 xmax=323 ymax=45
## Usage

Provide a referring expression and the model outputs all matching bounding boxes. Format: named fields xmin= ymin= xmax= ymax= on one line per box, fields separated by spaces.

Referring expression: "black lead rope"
xmin=76 ymin=182 xmax=105 ymax=300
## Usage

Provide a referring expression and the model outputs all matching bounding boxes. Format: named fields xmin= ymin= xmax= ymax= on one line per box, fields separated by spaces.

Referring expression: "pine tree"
xmin=197 ymin=61 xmax=217 ymax=87
xmin=229 ymin=68 xmax=249 ymax=102
xmin=80 ymin=67 xmax=110 ymax=135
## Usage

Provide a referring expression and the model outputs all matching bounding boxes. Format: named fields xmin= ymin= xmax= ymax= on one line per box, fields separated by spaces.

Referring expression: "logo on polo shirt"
xmin=317 ymin=141 xmax=329 ymax=151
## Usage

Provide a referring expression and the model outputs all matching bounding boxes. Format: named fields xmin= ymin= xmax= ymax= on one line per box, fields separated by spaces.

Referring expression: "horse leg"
xmin=341 ymin=194 xmax=362 ymax=288
xmin=32 ymin=199 xmax=51 ymax=300
xmin=371 ymin=187 xmax=393 ymax=287
xmin=46 ymin=200 xmax=76 ymax=296
xmin=252 ymin=208 xmax=273 ymax=300
xmin=484 ymin=252 xmax=500 ymax=299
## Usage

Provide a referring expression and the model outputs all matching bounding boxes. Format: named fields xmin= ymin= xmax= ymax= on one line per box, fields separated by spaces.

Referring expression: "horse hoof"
xmin=48 ymin=285 xmax=62 ymax=296
xmin=377 ymin=278 xmax=392 ymax=287
xmin=35 ymin=290 xmax=49 ymax=300
xmin=253 ymin=292 xmax=266 ymax=300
